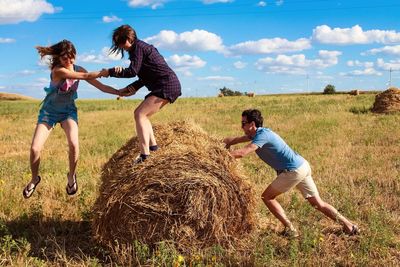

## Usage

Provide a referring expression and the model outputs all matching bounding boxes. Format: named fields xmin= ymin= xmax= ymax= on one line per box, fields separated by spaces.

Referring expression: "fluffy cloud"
xmin=127 ymin=0 xmax=165 ymax=9
xmin=77 ymin=47 xmax=124 ymax=64
xmin=0 ymin=0 xmax=56 ymax=24
xmin=167 ymin=54 xmax=206 ymax=76
xmin=340 ymin=68 xmax=382 ymax=77
xmin=102 ymin=15 xmax=122 ymax=23
xmin=347 ymin=60 xmax=374 ymax=68
xmin=144 ymin=29 xmax=225 ymax=52
xmin=229 ymin=37 xmax=311 ymax=55
xmin=364 ymin=45 xmax=400 ymax=56
xmin=313 ymin=25 xmax=400 ymax=45
xmin=376 ymin=58 xmax=400 ymax=71
xmin=255 ymin=50 xmax=341 ymax=74
xmin=233 ymin=61 xmax=247 ymax=69
xmin=257 ymin=1 xmax=267 ymax=7
xmin=0 ymin=37 xmax=15 ymax=43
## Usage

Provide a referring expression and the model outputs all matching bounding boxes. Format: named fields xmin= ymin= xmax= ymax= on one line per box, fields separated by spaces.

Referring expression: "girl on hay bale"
xmin=22 ymin=40 xmax=119 ymax=199
xmin=223 ymin=109 xmax=359 ymax=238
xmin=101 ymin=25 xmax=182 ymax=164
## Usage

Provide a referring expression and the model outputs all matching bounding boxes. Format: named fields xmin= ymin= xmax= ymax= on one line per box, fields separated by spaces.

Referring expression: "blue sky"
xmin=0 ymin=0 xmax=400 ymax=99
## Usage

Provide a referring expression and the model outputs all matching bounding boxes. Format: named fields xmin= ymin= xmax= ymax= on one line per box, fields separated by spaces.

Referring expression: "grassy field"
xmin=0 ymin=94 xmax=399 ymax=266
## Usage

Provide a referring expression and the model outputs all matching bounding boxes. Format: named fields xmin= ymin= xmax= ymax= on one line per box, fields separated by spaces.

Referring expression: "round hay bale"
xmin=92 ymin=121 xmax=256 ymax=252
xmin=371 ymin=87 xmax=400 ymax=113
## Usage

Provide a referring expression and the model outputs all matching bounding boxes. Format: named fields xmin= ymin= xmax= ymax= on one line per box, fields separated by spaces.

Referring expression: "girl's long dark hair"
xmin=36 ymin=40 xmax=76 ymax=69
xmin=110 ymin=24 xmax=137 ymax=58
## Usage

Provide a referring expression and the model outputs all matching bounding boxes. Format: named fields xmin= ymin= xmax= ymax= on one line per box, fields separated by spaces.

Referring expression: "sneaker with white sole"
xmin=280 ymin=226 xmax=300 ymax=238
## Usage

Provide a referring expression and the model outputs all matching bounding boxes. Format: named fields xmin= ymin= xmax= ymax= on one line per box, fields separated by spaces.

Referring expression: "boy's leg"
xmin=307 ymin=195 xmax=356 ymax=234
xmin=262 ymin=185 xmax=294 ymax=229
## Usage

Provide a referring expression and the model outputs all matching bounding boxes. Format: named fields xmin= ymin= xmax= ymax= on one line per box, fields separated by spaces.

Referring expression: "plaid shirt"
xmin=108 ymin=39 xmax=181 ymax=97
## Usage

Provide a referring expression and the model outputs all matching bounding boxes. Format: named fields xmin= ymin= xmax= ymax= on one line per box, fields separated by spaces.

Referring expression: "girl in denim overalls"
xmin=23 ymin=40 xmax=119 ymax=198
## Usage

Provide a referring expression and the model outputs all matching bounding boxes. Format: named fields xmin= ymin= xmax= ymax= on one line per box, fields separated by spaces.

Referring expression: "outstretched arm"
xmin=230 ymin=143 xmax=258 ymax=159
xmin=79 ymin=66 xmax=120 ymax=95
xmin=86 ymin=79 xmax=120 ymax=95
xmin=53 ymin=66 xmax=102 ymax=80
xmin=223 ymin=135 xmax=251 ymax=149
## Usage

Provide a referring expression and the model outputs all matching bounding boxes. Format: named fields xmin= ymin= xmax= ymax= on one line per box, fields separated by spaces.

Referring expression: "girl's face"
xmin=118 ymin=39 xmax=133 ymax=51
xmin=59 ymin=53 xmax=75 ymax=67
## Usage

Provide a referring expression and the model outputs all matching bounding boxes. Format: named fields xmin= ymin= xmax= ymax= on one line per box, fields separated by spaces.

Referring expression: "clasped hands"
xmin=98 ymin=67 xmax=136 ymax=97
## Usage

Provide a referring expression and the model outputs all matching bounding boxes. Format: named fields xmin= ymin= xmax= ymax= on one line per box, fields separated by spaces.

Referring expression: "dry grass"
xmin=0 ymin=94 xmax=399 ymax=266
xmin=0 ymin=92 xmax=36 ymax=101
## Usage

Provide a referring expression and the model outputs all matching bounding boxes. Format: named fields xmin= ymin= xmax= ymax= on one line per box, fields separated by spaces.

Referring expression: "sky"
xmin=0 ymin=0 xmax=400 ymax=99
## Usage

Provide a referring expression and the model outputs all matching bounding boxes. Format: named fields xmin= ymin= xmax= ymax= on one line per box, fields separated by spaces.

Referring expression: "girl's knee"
xmin=134 ymin=108 xmax=146 ymax=120
xmin=30 ymin=145 xmax=42 ymax=156
xmin=68 ymin=142 xmax=79 ymax=153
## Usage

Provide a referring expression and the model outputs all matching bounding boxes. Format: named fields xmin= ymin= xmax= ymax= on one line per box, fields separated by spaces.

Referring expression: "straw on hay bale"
xmin=371 ymin=87 xmax=400 ymax=113
xmin=92 ymin=121 xmax=256 ymax=252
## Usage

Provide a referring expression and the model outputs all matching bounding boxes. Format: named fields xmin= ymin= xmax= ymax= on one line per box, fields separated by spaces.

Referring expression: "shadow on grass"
xmin=1 ymin=215 xmax=111 ymax=264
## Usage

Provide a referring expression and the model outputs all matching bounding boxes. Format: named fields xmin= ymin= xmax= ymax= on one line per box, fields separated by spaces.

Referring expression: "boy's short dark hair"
xmin=242 ymin=109 xmax=263 ymax=127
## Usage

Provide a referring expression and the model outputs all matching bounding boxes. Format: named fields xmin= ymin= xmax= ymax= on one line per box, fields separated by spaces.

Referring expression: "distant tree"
xmin=219 ymin=86 xmax=243 ymax=96
xmin=323 ymin=84 xmax=336 ymax=94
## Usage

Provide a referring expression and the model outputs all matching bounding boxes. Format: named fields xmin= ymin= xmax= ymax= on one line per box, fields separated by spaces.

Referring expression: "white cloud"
xmin=198 ymin=76 xmax=235 ymax=81
xmin=340 ymin=68 xmax=382 ymax=76
xmin=229 ymin=37 xmax=311 ymax=55
xmin=0 ymin=37 xmax=15 ymax=43
xmin=127 ymin=0 xmax=165 ymax=9
xmin=167 ymin=54 xmax=206 ymax=76
xmin=257 ymin=1 xmax=267 ymax=7
xmin=144 ymin=29 xmax=225 ymax=52
xmin=77 ymin=47 xmax=123 ymax=64
xmin=102 ymin=15 xmax=122 ymax=23
xmin=202 ymin=0 xmax=233 ymax=4
xmin=255 ymin=50 xmax=341 ymax=74
xmin=0 ymin=0 xmax=57 ymax=24
xmin=313 ymin=25 xmax=400 ymax=45
xmin=347 ymin=60 xmax=374 ymax=68
xmin=233 ymin=61 xmax=247 ymax=69
xmin=364 ymin=45 xmax=400 ymax=56
xmin=376 ymin=58 xmax=400 ymax=71
xmin=276 ymin=0 xmax=284 ymax=6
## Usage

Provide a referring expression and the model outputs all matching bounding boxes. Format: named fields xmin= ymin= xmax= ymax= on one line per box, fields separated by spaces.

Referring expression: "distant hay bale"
xmin=349 ymin=90 xmax=360 ymax=96
xmin=246 ymin=92 xmax=255 ymax=97
xmin=371 ymin=87 xmax=400 ymax=113
xmin=92 ymin=121 xmax=256 ymax=252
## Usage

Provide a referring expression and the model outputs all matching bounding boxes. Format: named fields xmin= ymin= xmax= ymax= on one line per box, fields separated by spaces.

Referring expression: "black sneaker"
xmin=133 ymin=154 xmax=149 ymax=164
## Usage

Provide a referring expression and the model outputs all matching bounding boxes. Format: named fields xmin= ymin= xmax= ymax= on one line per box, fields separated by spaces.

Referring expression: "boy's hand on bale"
xmin=223 ymin=137 xmax=232 ymax=149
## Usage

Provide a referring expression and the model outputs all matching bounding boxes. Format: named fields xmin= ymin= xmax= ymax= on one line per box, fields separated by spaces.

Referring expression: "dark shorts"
xmin=146 ymin=73 xmax=181 ymax=103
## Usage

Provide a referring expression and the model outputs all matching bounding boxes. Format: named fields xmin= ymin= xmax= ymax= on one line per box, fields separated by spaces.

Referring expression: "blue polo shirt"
xmin=252 ymin=127 xmax=305 ymax=171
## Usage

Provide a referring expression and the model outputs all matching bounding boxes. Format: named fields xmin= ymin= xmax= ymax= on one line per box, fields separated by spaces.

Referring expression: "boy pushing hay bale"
xmin=92 ymin=121 xmax=255 ymax=253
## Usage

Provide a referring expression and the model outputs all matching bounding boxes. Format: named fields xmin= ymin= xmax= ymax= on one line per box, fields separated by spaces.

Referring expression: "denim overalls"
xmin=37 ymin=65 xmax=80 ymax=127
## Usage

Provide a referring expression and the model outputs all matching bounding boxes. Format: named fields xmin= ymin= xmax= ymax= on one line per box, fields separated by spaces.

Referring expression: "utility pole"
xmin=389 ymin=68 xmax=392 ymax=87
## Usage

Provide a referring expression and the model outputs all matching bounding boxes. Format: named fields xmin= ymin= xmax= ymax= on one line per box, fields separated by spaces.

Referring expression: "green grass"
xmin=0 ymin=94 xmax=399 ymax=266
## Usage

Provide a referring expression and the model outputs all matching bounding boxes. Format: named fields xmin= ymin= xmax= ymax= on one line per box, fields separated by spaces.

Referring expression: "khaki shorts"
xmin=270 ymin=161 xmax=319 ymax=199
